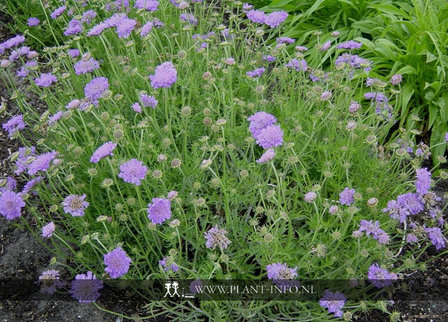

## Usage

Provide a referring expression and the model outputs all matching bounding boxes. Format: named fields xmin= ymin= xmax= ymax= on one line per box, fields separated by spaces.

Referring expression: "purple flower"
xmin=118 ymin=159 xmax=148 ymax=185
xmin=159 ymin=257 xmax=179 ymax=272
xmin=35 ymin=73 xmax=57 ymax=87
xmin=425 ymin=227 xmax=446 ymax=250
xmin=70 ymin=271 xmax=103 ymax=303
xmin=135 ymin=0 xmax=159 ymax=11
xmin=2 ymin=114 xmax=25 ymax=138
xmin=396 ymin=192 xmax=424 ymax=215
xmin=320 ymin=40 xmax=331 ymax=51
xmin=116 ymin=18 xmax=137 ymax=38
xmin=150 ymin=62 xmax=177 ymax=89
xmin=74 ymin=57 xmax=100 ymax=75
xmin=104 ymin=247 xmax=131 ymax=278
xmin=27 ymin=17 xmax=40 ymax=27
xmin=336 ymin=40 xmax=362 ymax=50
xmin=39 ymin=270 xmax=64 ymax=294
xmin=42 ymin=222 xmax=55 ymax=238
xmin=22 ymin=177 xmax=42 ymax=195
xmin=68 ymin=49 xmax=80 ymax=58
xmin=66 ymin=99 xmax=81 ymax=109
xmin=132 ymin=102 xmax=142 ymax=113
xmin=320 ymin=290 xmax=346 ymax=318
xmin=264 ymin=11 xmax=288 ymax=28
xmin=84 ymin=77 xmax=109 ymax=100
xmin=295 ymin=45 xmax=308 ymax=52
xmin=256 ymin=149 xmax=275 ymax=163
xmin=81 ymin=10 xmax=97 ymax=23
xmin=276 ymin=37 xmax=295 ymax=45
xmin=0 ymin=190 xmax=25 ymax=220
xmin=335 ymin=53 xmax=371 ymax=70
xmin=445 ymin=132 xmax=448 ymax=142
xmin=390 ymin=74 xmax=402 ymax=85
xmin=204 ymin=226 xmax=231 ymax=250
xmin=339 ymin=187 xmax=355 ymax=206
xmin=28 ymin=151 xmax=58 ymax=175
xmin=247 ymin=67 xmax=265 ymax=78
xmin=406 ymin=233 xmax=418 ymax=243
xmin=285 ymin=58 xmax=307 ymax=72
xmin=90 ymin=141 xmax=117 ymax=163
xmin=262 ymin=55 xmax=276 ymax=62
xmin=246 ymin=10 xmax=266 ymax=24
xmin=140 ymin=94 xmax=158 ymax=108
xmin=247 ymin=112 xmax=277 ymax=138
xmin=356 ymin=220 xmax=390 ymax=245
xmin=415 ymin=168 xmax=431 ymax=195
xmin=255 ymin=125 xmax=283 ymax=149
xmin=140 ymin=21 xmax=154 ymax=37
xmin=48 ymin=111 xmax=63 ymax=126
xmin=64 ymin=19 xmax=83 ymax=36
xmin=180 ymin=13 xmax=198 ymax=25
xmin=147 ymin=198 xmax=171 ymax=224
xmin=1 ymin=177 xmax=17 ymax=192
xmin=63 ymin=194 xmax=89 ymax=217
xmin=349 ymin=101 xmax=360 ymax=113
xmin=0 ymin=35 xmax=25 ymax=53
xmin=304 ymin=191 xmax=317 ymax=203
xmin=367 ymin=263 xmax=397 ymax=288
xmin=266 ymin=262 xmax=298 ymax=280
xmin=50 ymin=6 xmax=66 ymax=19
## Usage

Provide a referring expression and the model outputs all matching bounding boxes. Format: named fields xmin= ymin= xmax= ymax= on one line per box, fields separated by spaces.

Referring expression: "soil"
xmin=1 ymin=9 xmax=448 ymax=322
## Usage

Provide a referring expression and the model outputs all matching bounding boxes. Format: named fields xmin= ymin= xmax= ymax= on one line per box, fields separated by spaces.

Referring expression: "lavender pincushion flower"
xmin=135 ymin=0 xmax=159 ymax=11
xmin=390 ymin=74 xmax=402 ymax=85
xmin=264 ymin=11 xmax=288 ymax=28
xmin=356 ymin=219 xmax=390 ymax=244
xmin=339 ymin=187 xmax=355 ymax=206
xmin=63 ymin=194 xmax=89 ymax=217
xmin=266 ymin=262 xmax=298 ymax=280
xmin=286 ymin=58 xmax=307 ymax=72
xmin=367 ymin=263 xmax=397 ymax=288
xmin=159 ymin=257 xmax=179 ymax=272
xmin=104 ymin=247 xmax=131 ymax=278
xmin=35 ymin=73 xmax=57 ymax=87
xmin=147 ymin=198 xmax=171 ymax=224
xmin=425 ymin=227 xmax=446 ymax=250
xmin=70 ymin=271 xmax=103 ymax=303
xmin=90 ymin=141 xmax=117 ymax=163
xmin=2 ymin=114 xmax=26 ymax=137
xmin=255 ymin=125 xmax=284 ymax=149
xmin=64 ymin=19 xmax=83 ymax=36
xmin=50 ymin=6 xmax=66 ymax=19
xmin=247 ymin=112 xmax=277 ymax=138
xmin=256 ymin=149 xmax=275 ymax=163
xmin=27 ymin=151 xmax=58 ymax=175
xmin=0 ymin=190 xmax=25 ymax=220
xmin=74 ymin=57 xmax=100 ymax=75
xmin=132 ymin=102 xmax=142 ymax=113
xmin=140 ymin=21 xmax=154 ymax=37
xmin=84 ymin=77 xmax=109 ymax=100
xmin=27 ymin=17 xmax=40 ymax=27
xmin=246 ymin=10 xmax=266 ymax=24
xmin=149 ymin=62 xmax=177 ymax=89
xmin=116 ymin=18 xmax=137 ymax=38
xmin=119 ymin=159 xmax=148 ymax=185
xmin=396 ymin=192 xmax=424 ymax=215
xmin=247 ymin=67 xmax=265 ymax=78
xmin=415 ymin=168 xmax=431 ymax=195
xmin=42 ymin=221 xmax=55 ymax=238
xmin=336 ymin=40 xmax=362 ymax=50
xmin=140 ymin=94 xmax=158 ymax=108
xmin=304 ymin=191 xmax=317 ymax=203
xmin=204 ymin=226 xmax=231 ymax=250
xmin=319 ymin=290 xmax=346 ymax=318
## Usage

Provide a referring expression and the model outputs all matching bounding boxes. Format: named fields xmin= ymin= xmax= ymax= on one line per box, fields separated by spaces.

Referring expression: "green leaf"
xmin=426 ymin=52 xmax=437 ymax=63
xmin=430 ymin=120 xmax=448 ymax=164
xmin=428 ymin=104 xmax=438 ymax=129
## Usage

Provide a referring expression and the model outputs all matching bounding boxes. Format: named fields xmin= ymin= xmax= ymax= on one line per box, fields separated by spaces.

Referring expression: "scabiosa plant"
xmin=2 ymin=114 xmax=25 ymax=137
xmin=425 ymin=227 xmax=446 ymax=250
xmin=264 ymin=11 xmax=288 ymax=28
xmin=34 ymin=73 xmax=57 ymax=87
xmin=286 ymin=58 xmax=307 ymax=72
xmin=140 ymin=93 xmax=158 ymax=108
xmin=256 ymin=149 xmax=275 ymax=163
xmin=62 ymin=194 xmax=89 ymax=217
xmin=74 ymin=57 xmax=100 ymax=75
xmin=415 ymin=168 xmax=431 ymax=195
xmin=50 ymin=6 xmax=66 ymax=19
xmin=84 ymin=77 xmax=109 ymax=101
xmin=266 ymin=262 xmax=298 ymax=280
xmin=42 ymin=221 xmax=55 ymax=238
xmin=118 ymin=159 xmax=148 ymax=185
xmin=27 ymin=151 xmax=58 ymax=175
xmin=90 ymin=141 xmax=117 ymax=163
xmin=204 ymin=226 xmax=231 ymax=250
xmin=0 ymin=190 xmax=25 ymax=220
xmin=135 ymin=0 xmax=159 ymax=11
xmin=319 ymin=290 xmax=346 ymax=318
xmin=147 ymin=198 xmax=171 ymax=224
xmin=149 ymin=61 xmax=177 ymax=88
xmin=247 ymin=112 xmax=277 ymax=138
xmin=339 ymin=187 xmax=355 ymax=206
xmin=367 ymin=263 xmax=397 ymax=288
xmin=304 ymin=191 xmax=317 ymax=203
xmin=355 ymin=220 xmax=390 ymax=245
xmin=255 ymin=125 xmax=284 ymax=149
xmin=104 ymin=247 xmax=132 ymax=278
xmin=246 ymin=67 xmax=265 ymax=78
xmin=69 ymin=271 xmax=103 ymax=303
xmin=159 ymin=257 xmax=179 ymax=272
xmin=27 ymin=17 xmax=40 ymax=27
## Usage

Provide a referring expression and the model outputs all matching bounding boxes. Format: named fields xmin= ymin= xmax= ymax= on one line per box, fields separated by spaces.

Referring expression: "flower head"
xmin=247 ymin=112 xmax=277 ymax=138
xmin=257 ymin=149 xmax=275 ymax=164
xmin=367 ymin=263 xmax=397 ymax=288
xmin=339 ymin=187 xmax=355 ymax=206
xmin=63 ymin=194 xmax=89 ymax=217
xmin=69 ymin=271 xmax=103 ymax=303
xmin=2 ymin=114 xmax=25 ymax=138
xmin=0 ymin=190 xmax=25 ymax=220
xmin=264 ymin=11 xmax=288 ymax=28
xmin=266 ymin=262 xmax=298 ymax=280
xmin=90 ymin=141 xmax=117 ymax=163
xmin=42 ymin=221 xmax=55 ymax=238
xmin=204 ymin=226 xmax=231 ymax=250
xmin=320 ymin=290 xmax=346 ymax=317
xmin=104 ymin=247 xmax=131 ymax=278
xmin=147 ymin=198 xmax=171 ymax=224
xmin=27 ymin=151 xmax=58 ymax=175
xmin=39 ymin=270 xmax=64 ymax=294
xmin=304 ymin=191 xmax=317 ymax=203
xmin=27 ymin=18 xmax=40 ymax=27
xmin=425 ymin=227 xmax=446 ymax=250
xmin=159 ymin=257 xmax=179 ymax=272
xmin=118 ymin=159 xmax=148 ymax=185
xmin=149 ymin=61 xmax=177 ymax=89
xmin=415 ymin=168 xmax=431 ymax=195
xmin=84 ymin=77 xmax=109 ymax=101
xmin=255 ymin=125 xmax=284 ymax=149
xmin=74 ymin=57 xmax=100 ymax=75
xmin=35 ymin=73 xmax=57 ymax=87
